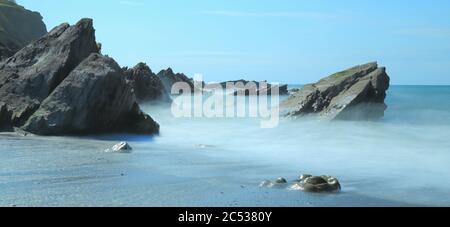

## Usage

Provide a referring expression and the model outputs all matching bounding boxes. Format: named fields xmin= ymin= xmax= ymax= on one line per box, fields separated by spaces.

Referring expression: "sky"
xmin=19 ymin=0 xmax=450 ymax=85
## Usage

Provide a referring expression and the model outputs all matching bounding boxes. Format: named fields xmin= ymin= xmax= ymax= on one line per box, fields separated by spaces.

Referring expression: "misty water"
xmin=1 ymin=85 xmax=450 ymax=207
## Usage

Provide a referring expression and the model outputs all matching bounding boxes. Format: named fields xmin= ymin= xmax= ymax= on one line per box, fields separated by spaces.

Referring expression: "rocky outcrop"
xmin=0 ymin=19 xmax=99 ymax=129
xmin=215 ymin=80 xmax=288 ymax=96
xmin=0 ymin=18 xmax=160 ymax=135
xmin=22 ymin=54 xmax=159 ymax=135
xmin=124 ymin=63 xmax=171 ymax=102
xmin=281 ymin=62 xmax=390 ymax=120
xmin=0 ymin=0 xmax=47 ymax=60
xmin=157 ymin=68 xmax=196 ymax=94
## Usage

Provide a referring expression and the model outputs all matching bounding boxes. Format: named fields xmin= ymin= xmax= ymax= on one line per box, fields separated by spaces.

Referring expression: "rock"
xmin=0 ymin=18 xmax=160 ymax=136
xmin=124 ymin=63 xmax=171 ymax=102
xmin=157 ymin=68 xmax=197 ymax=94
xmin=298 ymin=174 xmax=312 ymax=182
xmin=107 ymin=142 xmax=132 ymax=153
xmin=275 ymin=177 xmax=287 ymax=184
xmin=259 ymin=180 xmax=274 ymax=188
xmin=289 ymin=88 xmax=300 ymax=95
xmin=218 ymin=80 xmax=288 ymax=96
xmin=295 ymin=175 xmax=341 ymax=193
xmin=22 ymin=53 xmax=159 ymax=135
xmin=281 ymin=62 xmax=390 ymax=120
xmin=259 ymin=178 xmax=288 ymax=188
xmin=0 ymin=1 xmax=47 ymax=60
xmin=0 ymin=19 xmax=99 ymax=130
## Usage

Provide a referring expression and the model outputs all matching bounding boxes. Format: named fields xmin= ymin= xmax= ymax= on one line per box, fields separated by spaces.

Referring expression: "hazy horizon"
xmin=19 ymin=0 xmax=450 ymax=85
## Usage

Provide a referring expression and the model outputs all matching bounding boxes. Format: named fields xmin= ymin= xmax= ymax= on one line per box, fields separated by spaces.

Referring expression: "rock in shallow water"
xmin=294 ymin=175 xmax=341 ymax=193
xmin=259 ymin=177 xmax=288 ymax=188
xmin=281 ymin=62 xmax=390 ymax=121
xmin=261 ymin=175 xmax=341 ymax=193
xmin=275 ymin=177 xmax=287 ymax=184
xmin=106 ymin=142 xmax=132 ymax=153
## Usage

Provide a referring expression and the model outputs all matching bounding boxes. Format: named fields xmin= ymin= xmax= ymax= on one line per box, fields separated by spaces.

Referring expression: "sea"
xmin=1 ymin=85 xmax=450 ymax=207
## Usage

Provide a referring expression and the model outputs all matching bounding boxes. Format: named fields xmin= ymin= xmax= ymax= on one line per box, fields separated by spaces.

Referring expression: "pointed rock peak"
xmin=165 ymin=67 xmax=174 ymax=74
xmin=134 ymin=62 xmax=151 ymax=71
xmin=76 ymin=18 xmax=94 ymax=27
xmin=47 ymin=23 xmax=70 ymax=36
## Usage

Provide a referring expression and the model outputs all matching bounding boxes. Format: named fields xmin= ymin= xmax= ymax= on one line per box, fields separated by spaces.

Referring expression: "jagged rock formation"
xmin=0 ymin=18 xmax=159 ymax=135
xmin=0 ymin=0 xmax=47 ymax=60
xmin=157 ymin=68 xmax=196 ymax=93
xmin=124 ymin=63 xmax=171 ymax=102
xmin=210 ymin=80 xmax=288 ymax=96
xmin=281 ymin=62 xmax=390 ymax=120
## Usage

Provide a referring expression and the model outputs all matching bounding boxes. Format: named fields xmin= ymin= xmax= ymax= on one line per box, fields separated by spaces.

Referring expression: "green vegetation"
xmin=0 ymin=0 xmax=22 ymax=9
xmin=0 ymin=0 xmax=46 ymax=59
xmin=329 ymin=68 xmax=359 ymax=79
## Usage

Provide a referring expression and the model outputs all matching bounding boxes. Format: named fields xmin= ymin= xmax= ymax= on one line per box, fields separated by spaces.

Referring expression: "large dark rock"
xmin=22 ymin=54 xmax=159 ymax=135
xmin=0 ymin=19 xmax=99 ymax=129
xmin=157 ymin=68 xmax=197 ymax=94
xmin=0 ymin=18 xmax=159 ymax=136
xmin=124 ymin=63 xmax=171 ymax=102
xmin=281 ymin=62 xmax=390 ymax=120
xmin=0 ymin=0 xmax=47 ymax=60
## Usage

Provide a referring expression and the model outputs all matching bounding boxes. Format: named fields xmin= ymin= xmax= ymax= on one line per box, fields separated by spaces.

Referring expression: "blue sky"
xmin=20 ymin=0 xmax=450 ymax=85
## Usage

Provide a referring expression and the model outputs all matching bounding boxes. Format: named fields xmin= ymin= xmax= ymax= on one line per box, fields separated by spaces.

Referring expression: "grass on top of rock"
xmin=0 ymin=0 xmax=25 ymax=33
xmin=317 ymin=63 xmax=376 ymax=85
xmin=0 ymin=0 xmax=21 ymax=9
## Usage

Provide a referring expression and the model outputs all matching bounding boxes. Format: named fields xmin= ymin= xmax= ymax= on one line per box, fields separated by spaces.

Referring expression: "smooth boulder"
xmin=293 ymin=175 xmax=341 ymax=193
xmin=281 ymin=62 xmax=390 ymax=120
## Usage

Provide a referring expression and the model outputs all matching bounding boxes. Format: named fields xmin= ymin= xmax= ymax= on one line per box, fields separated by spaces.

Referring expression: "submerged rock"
xmin=261 ymin=175 xmax=341 ymax=193
xmin=124 ymin=63 xmax=171 ymax=103
xmin=281 ymin=62 xmax=390 ymax=120
xmin=0 ymin=1 xmax=47 ymax=60
xmin=259 ymin=177 xmax=289 ymax=188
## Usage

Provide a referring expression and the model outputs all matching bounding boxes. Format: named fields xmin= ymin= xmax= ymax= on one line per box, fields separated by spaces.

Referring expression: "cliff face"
xmin=0 ymin=0 xmax=47 ymax=60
